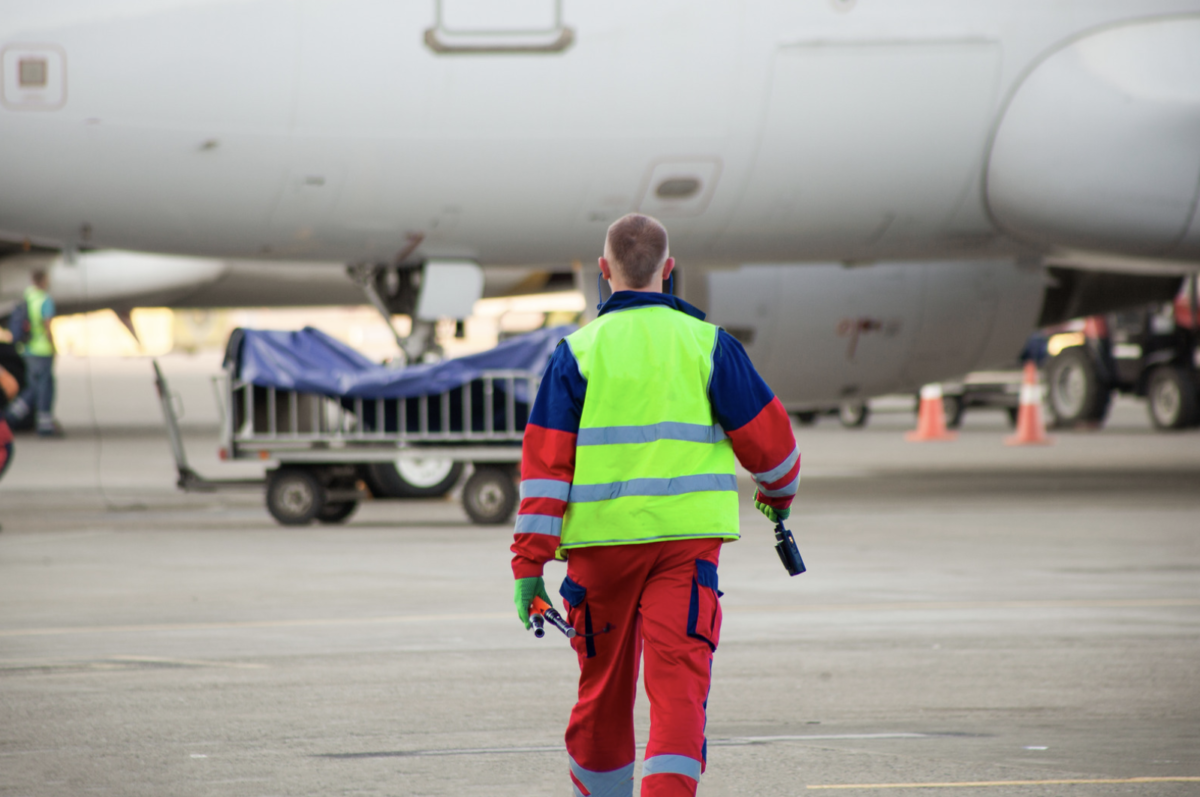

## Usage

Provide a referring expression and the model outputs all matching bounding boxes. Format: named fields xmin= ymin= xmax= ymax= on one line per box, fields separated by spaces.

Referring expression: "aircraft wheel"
xmin=838 ymin=402 xmax=869 ymax=429
xmin=793 ymin=411 xmax=818 ymax=426
xmin=363 ymin=458 xmax=464 ymax=498
xmin=316 ymin=501 xmax=358 ymax=524
xmin=266 ymin=468 xmax=324 ymax=526
xmin=462 ymin=465 xmax=518 ymax=525
xmin=1046 ymin=348 xmax=1110 ymax=427
xmin=1146 ymin=366 xmax=1198 ymax=430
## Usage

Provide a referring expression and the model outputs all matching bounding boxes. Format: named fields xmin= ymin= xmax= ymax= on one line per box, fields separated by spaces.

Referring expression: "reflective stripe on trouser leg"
xmin=568 ymin=755 xmax=634 ymax=797
xmin=642 ymin=754 xmax=702 ymax=796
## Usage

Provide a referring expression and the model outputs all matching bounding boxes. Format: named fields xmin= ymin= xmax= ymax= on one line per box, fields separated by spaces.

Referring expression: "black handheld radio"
xmin=774 ymin=520 xmax=806 ymax=576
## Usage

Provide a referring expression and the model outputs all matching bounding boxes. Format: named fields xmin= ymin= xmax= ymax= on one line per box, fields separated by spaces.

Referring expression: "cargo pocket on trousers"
xmin=687 ymin=559 xmax=723 ymax=652
xmin=560 ymin=576 xmax=596 ymax=658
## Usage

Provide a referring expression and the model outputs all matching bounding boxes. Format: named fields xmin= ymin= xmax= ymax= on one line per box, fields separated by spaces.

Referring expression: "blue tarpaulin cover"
xmin=228 ymin=325 xmax=573 ymax=399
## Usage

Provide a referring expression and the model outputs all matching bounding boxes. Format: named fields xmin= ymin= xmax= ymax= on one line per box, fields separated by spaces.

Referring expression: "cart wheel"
xmin=1046 ymin=348 xmax=1110 ymax=427
xmin=838 ymin=401 xmax=869 ymax=429
xmin=266 ymin=468 xmax=325 ymax=526
xmin=316 ymin=501 xmax=358 ymax=524
xmin=462 ymin=465 xmax=518 ymax=525
xmin=363 ymin=459 xmax=464 ymax=498
xmin=1146 ymin=366 xmax=1198 ymax=430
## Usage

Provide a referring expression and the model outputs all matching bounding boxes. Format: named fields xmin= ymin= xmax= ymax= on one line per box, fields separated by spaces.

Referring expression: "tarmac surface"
xmin=1 ymin=390 xmax=1199 ymax=796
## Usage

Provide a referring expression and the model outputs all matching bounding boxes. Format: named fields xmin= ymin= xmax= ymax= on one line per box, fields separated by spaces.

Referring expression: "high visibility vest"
xmin=560 ymin=305 xmax=739 ymax=549
xmin=24 ymin=287 xmax=54 ymax=357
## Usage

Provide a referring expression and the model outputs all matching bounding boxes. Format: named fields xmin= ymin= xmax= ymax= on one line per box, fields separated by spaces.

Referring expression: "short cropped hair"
xmin=31 ymin=268 xmax=48 ymax=286
xmin=606 ymin=214 xmax=668 ymax=289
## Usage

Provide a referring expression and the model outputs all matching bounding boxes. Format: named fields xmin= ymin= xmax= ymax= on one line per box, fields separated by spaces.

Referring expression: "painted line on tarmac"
xmin=0 ymin=612 xmax=512 ymax=638
xmin=806 ymin=776 xmax=1200 ymax=789
xmin=3 ymin=598 xmax=1196 ymax=639
xmin=319 ymin=733 xmax=932 ymax=759
xmin=714 ymin=733 xmax=929 ymax=745
xmin=0 ymin=655 xmax=266 ymax=673
xmin=725 ymin=598 xmax=1200 ymax=614
xmin=109 ymin=654 xmax=267 ymax=670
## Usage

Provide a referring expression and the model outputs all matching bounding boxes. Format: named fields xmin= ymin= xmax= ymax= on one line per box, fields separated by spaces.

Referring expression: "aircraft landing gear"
xmin=346 ymin=248 xmax=483 ymax=366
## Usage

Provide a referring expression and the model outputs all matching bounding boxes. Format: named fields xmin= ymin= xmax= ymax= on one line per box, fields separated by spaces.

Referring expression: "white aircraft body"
xmin=1 ymin=1 xmax=1198 ymax=406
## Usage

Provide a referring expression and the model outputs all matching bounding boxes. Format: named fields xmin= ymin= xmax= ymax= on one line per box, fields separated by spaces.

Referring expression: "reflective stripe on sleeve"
xmin=752 ymin=445 xmax=799 ymax=486
xmin=576 ymin=422 xmax=727 ymax=446
xmin=569 ymin=473 xmax=737 ymax=503
xmin=756 ymin=473 xmax=799 ymax=498
xmin=641 ymin=754 xmax=702 ymax=781
xmin=513 ymin=514 xmax=563 ymax=537
xmin=518 ymin=479 xmax=571 ymax=501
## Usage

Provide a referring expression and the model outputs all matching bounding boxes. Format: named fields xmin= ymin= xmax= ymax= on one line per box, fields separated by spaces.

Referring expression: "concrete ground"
xmin=1 ymin=385 xmax=1198 ymax=796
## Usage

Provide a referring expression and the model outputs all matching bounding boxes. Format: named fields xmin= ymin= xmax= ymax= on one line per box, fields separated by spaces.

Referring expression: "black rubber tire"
xmin=838 ymin=402 xmax=869 ymax=429
xmin=362 ymin=460 xmax=464 ymax=498
xmin=266 ymin=468 xmax=325 ymax=526
xmin=462 ymin=465 xmax=518 ymax=525
xmin=942 ymin=395 xmax=965 ymax=429
xmin=793 ymin=411 xmax=818 ymax=426
xmin=1146 ymin=366 xmax=1199 ymax=430
xmin=1046 ymin=348 xmax=1111 ymax=427
xmin=1006 ymin=406 xmax=1020 ymax=428
xmin=316 ymin=501 xmax=358 ymax=524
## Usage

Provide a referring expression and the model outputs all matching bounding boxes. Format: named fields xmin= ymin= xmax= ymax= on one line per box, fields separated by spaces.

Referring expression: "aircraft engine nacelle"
xmin=0 ymin=251 xmax=229 ymax=316
xmin=707 ymin=260 xmax=1046 ymax=408
xmin=986 ymin=17 xmax=1200 ymax=260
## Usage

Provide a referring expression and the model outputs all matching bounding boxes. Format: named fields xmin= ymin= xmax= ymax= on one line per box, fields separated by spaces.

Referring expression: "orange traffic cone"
xmin=1006 ymin=361 xmax=1052 ymax=445
xmin=906 ymin=384 xmax=958 ymax=442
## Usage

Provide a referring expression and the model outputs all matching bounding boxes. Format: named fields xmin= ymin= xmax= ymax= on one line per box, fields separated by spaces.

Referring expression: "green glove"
xmin=755 ymin=495 xmax=790 ymax=523
xmin=514 ymin=576 xmax=553 ymax=630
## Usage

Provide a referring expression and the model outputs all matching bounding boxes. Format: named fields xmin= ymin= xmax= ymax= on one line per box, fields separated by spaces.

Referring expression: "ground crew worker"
xmin=511 ymin=214 xmax=799 ymax=797
xmin=6 ymin=269 xmax=60 ymax=436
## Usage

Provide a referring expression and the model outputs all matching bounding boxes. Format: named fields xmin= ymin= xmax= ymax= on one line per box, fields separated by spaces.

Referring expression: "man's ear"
xmin=661 ymin=257 xmax=675 ymax=281
xmin=598 ymin=256 xmax=612 ymax=281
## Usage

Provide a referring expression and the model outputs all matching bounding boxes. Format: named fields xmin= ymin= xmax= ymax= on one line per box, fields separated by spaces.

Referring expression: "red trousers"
xmin=560 ymin=538 xmax=723 ymax=797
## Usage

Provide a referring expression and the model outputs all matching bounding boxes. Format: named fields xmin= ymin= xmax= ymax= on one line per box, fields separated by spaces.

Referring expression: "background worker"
xmin=6 ymin=269 xmax=61 ymax=437
xmin=511 ymin=214 xmax=799 ymax=797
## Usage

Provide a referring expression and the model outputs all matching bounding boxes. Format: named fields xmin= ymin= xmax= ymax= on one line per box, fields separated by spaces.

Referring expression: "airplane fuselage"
xmin=2 ymin=0 xmax=1198 ymax=268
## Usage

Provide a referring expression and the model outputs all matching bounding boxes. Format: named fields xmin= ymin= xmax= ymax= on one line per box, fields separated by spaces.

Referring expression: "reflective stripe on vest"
xmin=561 ymin=306 xmax=739 ymax=549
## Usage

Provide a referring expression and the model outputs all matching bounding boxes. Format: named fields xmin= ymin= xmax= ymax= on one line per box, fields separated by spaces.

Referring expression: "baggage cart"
xmin=154 ymin=359 xmax=534 ymax=526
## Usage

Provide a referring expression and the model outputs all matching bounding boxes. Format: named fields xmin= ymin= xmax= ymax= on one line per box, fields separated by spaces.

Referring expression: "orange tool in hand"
xmin=530 ymin=595 xmax=576 ymax=639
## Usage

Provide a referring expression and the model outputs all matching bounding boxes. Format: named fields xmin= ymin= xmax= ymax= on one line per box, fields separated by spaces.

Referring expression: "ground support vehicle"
xmin=939 ymin=371 xmax=1023 ymax=428
xmin=792 ymin=371 xmax=1023 ymax=430
xmin=1044 ymin=277 xmax=1200 ymax=430
xmin=155 ymin=360 xmax=532 ymax=525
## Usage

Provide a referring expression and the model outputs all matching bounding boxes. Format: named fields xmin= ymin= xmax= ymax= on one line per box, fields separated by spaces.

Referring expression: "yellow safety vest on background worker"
xmin=23 ymin=286 xmax=55 ymax=357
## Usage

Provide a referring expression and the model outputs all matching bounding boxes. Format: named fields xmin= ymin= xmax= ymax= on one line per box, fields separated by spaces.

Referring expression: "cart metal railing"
xmin=223 ymin=368 xmax=538 ymax=463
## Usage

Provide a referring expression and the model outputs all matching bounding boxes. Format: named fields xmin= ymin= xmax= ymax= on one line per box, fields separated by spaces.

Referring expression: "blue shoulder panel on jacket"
xmin=598 ymin=291 xmax=706 ymax=320
xmin=709 ymin=329 xmax=775 ymax=432
xmin=529 ymin=341 xmax=587 ymax=433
